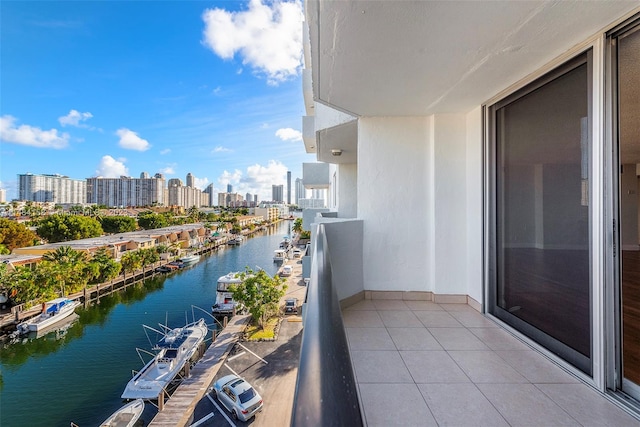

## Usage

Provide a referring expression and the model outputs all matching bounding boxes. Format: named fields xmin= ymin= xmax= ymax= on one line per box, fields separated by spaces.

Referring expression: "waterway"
xmin=0 ymin=221 xmax=290 ymax=427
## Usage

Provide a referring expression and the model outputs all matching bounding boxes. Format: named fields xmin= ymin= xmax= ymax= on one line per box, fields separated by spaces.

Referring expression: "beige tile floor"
xmin=343 ymin=300 xmax=640 ymax=427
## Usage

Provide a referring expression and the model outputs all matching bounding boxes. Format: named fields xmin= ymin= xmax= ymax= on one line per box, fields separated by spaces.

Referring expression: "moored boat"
xmin=273 ymin=249 xmax=287 ymax=263
xmin=121 ymin=318 xmax=209 ymax=400
xmin=15 ymin=297 xmax=81 ymax=335
xmin=178 ymin=253 xmax=200 ymax=264
xmin=100 ymin=399 xmax=145 ymax=427
xmin=226 ymin=235 xmax=244 ymax=245
xmin=212 ymin=272 xmax=243 ymax=316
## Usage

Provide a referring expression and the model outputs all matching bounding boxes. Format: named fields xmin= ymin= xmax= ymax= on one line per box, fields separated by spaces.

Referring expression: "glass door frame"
xmin=605 ymin=14 xmax=640 ymax=402
xmin=483 ymin=36 xmax=607 ymax=390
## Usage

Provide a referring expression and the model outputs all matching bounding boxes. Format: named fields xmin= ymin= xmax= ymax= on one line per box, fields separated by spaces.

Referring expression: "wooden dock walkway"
xmin=149 ymin=314 xmax=251 ymax=427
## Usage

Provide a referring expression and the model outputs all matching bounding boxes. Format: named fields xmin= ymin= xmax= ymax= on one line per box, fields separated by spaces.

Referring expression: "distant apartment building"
xmin=0 ymin=188 xmax=6 ymax=203
xmin=287 ymin=171 xmax=292 ymax=204
xmin=272 ymin=184 xmax=284 ymax=202
xmin=253 ymin=205 xmax=279 ymax=222
xmin=203 ymin=184 xmax=216 ymax=207
xmin=295 ymin=178 xmax=305 ymax=205
xmin=227 ymin=184 xmax=233 ymax=193
xmin=298 ymin=198 xmax=326 ymax=209
xmin=18 ymin=173 xmax=87 ymax=204
xmin=86 ymin=175 xmax=165 ymax=207
xmin=217 ymin=192 xmax=243 ymax=208
xmin=168 ymin=180 xmax=202 ymax=208
xmin=245 ymin=192 xmax=257 ymax=208
xmin=167 ymin=178 xmax=184 ymax=188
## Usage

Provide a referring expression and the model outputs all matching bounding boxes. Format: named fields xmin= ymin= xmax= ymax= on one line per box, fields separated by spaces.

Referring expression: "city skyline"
xmin=0 ymin=1 xmax=314 ymax=202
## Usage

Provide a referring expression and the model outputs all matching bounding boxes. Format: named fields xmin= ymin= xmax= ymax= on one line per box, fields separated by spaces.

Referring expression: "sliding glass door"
xmin=488 ymin=52 xmax=593 ymax=374
xmin=611 ymin=21 xmax=640 ymax=400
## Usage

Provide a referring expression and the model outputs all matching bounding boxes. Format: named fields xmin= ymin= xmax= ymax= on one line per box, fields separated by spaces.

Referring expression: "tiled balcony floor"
xmin=343 ymin=299 xmax=640 ymax=427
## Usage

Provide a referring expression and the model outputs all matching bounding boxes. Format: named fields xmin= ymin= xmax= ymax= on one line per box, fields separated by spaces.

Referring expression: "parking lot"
xmin=189 ymin=260 xmax=307 ymax=427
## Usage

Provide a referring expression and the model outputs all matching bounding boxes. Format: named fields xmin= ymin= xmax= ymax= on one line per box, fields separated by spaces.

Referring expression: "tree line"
xmin=0 ymin=207 xmax=252 ymax=254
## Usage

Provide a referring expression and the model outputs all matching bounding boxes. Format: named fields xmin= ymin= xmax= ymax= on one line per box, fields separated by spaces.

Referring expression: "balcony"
xmin=293 ymin=223 xmax=640 ymax=426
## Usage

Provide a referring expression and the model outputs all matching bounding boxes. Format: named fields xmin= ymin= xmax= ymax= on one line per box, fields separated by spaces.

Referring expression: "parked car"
xmin=280 ymin=265 xmax=293 ymax=276
xmin=284 ymin=298 xmax=298 ymax=314
xmin=212 ymin=374 xmax=263 ymax=421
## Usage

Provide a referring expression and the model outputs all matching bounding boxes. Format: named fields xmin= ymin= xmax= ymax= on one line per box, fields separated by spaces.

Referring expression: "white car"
xmin=213 ymin=374 xmax=263 ymax=421
xmin=280 ymin=265 xmax=293 ymax=276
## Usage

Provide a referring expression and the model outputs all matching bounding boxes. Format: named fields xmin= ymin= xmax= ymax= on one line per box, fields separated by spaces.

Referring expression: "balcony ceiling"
xmin=317 ymin=121 xmax=358 ymax=164
xmin=306 ymin=0 xmax=638 ymax=117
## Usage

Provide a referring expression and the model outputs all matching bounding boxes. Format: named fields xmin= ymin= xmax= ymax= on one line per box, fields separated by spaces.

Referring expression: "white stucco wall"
xmin=337 ymin=163 xmax=357 ymax=218
xmin=433 ymin=114 xmax=469 ymax=296
xmin=465 ymin=107 xmax=484 ymax=304
xmin=359 ymin=117 xmax=432 ymax=292
xmin=358 ymin=113 xmax=482 ymax=299
xmin=310 ymin=218 xmax=364 ymax=300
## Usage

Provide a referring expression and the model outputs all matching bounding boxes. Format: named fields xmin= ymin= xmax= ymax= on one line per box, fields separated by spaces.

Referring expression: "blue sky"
xmin=0 ymin=0 xmax=313 ymax=202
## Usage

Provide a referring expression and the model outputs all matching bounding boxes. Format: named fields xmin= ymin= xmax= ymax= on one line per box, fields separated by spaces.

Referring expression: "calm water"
xmin=0 ymin=221 xmax=290 ymax=427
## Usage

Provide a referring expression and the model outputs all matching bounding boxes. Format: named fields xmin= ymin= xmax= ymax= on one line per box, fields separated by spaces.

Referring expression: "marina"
xmin=0 ymin=221 xmax=288 ymax=427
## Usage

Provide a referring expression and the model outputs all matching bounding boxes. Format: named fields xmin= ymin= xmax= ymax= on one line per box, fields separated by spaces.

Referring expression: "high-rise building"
xmin=168 ymin=178 xmax=184 ymax=188
xmin=287 ymin=171 xmax=291 ymax=204
xmin=254 ymin=194 xmax=258 ymax=205
xmin=86 ymin=175 xmax=165 ymax=207
xmin=295 ymin=178 xmax=305 ymax=205
xmin=18 ymin=173 xmax=87 ymax=204
xmin=272 ymin=184 xmax=284 ymax=202
xmin=168 ymin=182 xmax=201 ymax=208
xmin=0 ymin=188 xmax=6 ymax=203
xmin=227 ymin=184 xmax=233 ymax=193
xmin=186 ymin=173 xmax=195 ymax=188
xmin=218 ymin=192 xmax=243 ymax=208
xmin=203 ymin=184 xmax=216 ymax=207
xmin=140 ymin=172 xmax=150 ymax=179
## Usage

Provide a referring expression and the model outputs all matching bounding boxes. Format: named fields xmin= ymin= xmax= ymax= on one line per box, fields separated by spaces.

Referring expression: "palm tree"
xmin=43 ymin=246 xmax=86 ymax=264
xmin=120 ymin=251 xmax=142 ymax=278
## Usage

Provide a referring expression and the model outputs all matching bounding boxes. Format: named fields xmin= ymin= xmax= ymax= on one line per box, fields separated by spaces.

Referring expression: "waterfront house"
xmin=10 ymin=224 xmax=209 ymax=260
xmin=296 ymin=1 xmax=640 ymax=425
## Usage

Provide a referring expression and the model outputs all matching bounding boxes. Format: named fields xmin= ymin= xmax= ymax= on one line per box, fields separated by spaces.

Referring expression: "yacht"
xmin=121 ymin=318 xmax=208 ymax=400
xmin=212 ymin=272 xmax=243 ymax=317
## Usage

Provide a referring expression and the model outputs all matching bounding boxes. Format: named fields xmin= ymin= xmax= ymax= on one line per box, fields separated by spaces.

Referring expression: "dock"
xmin=149 ymin=314 xmax=251 ymax=427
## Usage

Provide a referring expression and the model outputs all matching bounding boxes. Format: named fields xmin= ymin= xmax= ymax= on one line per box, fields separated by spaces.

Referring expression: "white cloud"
xmin=216 ymin=160 xmax=287 ymax=201
xmin=95 ymin=155 xmax=128 ymax=177
xmin=194 ymin=177 xmax=210 ymax=190
xmin=0 ymin=115 xmax=69 ymax=149
xmin=218 ymin=169 xmax=243 ymax=187
xmin=213 ymin=146 xmax=232 ymax=153
xmin=160 ymin=148 xmax=171 ymax=155
xmin=59 ymin=110 xmax=94 ymax=128
xmin=159 ymin=165 xmax=175 ymax=175
xmin=116 ymin=128 xmax=151 ymax=151
xmin=202 ymin=0 xmax=303 ymax=84
xmin=275 ymin=127 xmax=302 ymax=142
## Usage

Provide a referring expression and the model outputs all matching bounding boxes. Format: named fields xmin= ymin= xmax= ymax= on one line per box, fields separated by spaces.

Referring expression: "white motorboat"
xmin=15 ymin=297 xmax=81 ymax=335
xmin=100 ymin=399 xmax=145 ymax=427
xmin=178 ymin=253 xmax=200 ymax=264
xmin=227 ymin=236 xmax=244 ymax=245
xmin=121 ymin=318 xmax=209 ymax=400
xmin=273 ymin=249 xmax=287 ymax=263
xmin=212 ymin=272 xmax=243 ymax=316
